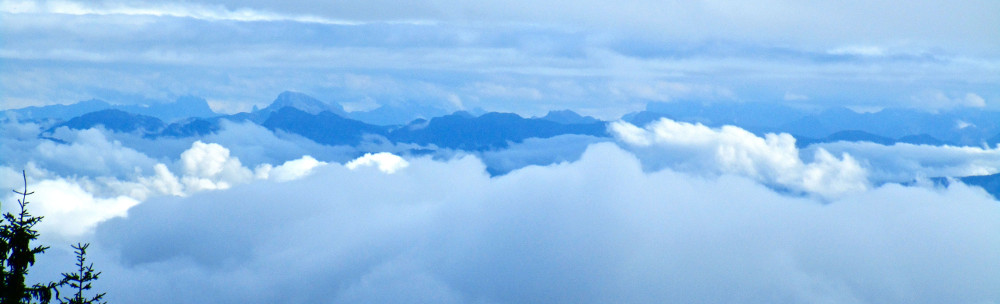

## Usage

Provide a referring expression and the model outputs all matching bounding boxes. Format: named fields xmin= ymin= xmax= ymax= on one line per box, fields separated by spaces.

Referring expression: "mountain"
xmin=624 ymin=101 xmax=809 ymax=132
xmin=539 ymin=110 xmax=601 ymax=124
xmin=122 ymin=96 xmax=217 ymax=122
xmin=48 ymin=109 xmax=165 ymax=134
xmin=2 ymin=96 xmax=217 ymax=123
xmin=346 ymin=103 xmax=452 ymax=126
xmin=929 ymin=173 xmax=1000 ymax=200
xmin=261 ymin=107 xmax=386 ymax=146
xmin=159 ymin=118 xmax=222 ymax=138
xmin=4 ymin=99 xmax=113 ymax=121
xmin=388 ymin=111 xmax=608 ymax=150
xmin=256 ymin=91 xmax=348 ymax=118
xmin=897 ymin=134 xmax=948 ymax=146
xmin=797 ymin=130 xmax=896 ymax=147
xmin=960 ymin=173 xmax=1000 ymax=199
xmin=778 ymin=107 xmax=1000 ymax=146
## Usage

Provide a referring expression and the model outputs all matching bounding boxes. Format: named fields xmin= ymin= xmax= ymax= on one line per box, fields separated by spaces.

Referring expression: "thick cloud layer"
xmin=2 ymin=117 xmax=999 ymax=302
xmin=74 ymin=143 xmax=1000 ymax=303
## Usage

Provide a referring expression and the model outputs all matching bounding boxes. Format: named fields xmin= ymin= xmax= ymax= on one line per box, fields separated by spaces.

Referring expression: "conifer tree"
xmin=0 ymin=171 xmax=58 ymax=304
xmin=57 ymin=243 xmax=105 ymax=304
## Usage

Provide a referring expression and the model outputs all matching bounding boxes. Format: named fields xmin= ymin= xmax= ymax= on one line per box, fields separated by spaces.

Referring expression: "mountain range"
xmin=10 ymin=91 xmax=1000 ymax=149
xmin=8 ymin=91 xmax=1000 ymax=196
xmin=11 ymin=91 xmax=1000 ymax=149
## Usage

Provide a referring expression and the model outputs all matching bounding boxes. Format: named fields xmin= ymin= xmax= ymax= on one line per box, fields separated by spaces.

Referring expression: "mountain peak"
xmin=260 ymin=91 xmax=346 ymax=116
xmin=540 ymin=110 xmax=600 ymax=124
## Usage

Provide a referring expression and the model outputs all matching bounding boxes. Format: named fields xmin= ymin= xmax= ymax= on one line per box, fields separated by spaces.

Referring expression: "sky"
xmin=3 ymin=1 xmax=1000 ymax=303
xmin=2 ymin=0 xmax=999 ymax=117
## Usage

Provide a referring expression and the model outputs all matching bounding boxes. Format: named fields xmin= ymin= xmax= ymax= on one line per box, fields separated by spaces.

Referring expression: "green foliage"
xmin=57 ymin=243 xmax=105 ymax=304
xmin=0 ymin=171 xmax=59 ymax=304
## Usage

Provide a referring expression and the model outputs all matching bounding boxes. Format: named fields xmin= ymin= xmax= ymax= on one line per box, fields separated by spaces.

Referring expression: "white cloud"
xmin=827 ymin=45 xmax=886 ymax=57
xmin=35 ymin=127 xmax=158 ymax=177
xmin=783 ymin=92 xmax=808 ymax=101
xmin=346 ymin=152 xmax=409 ymax=174
xmin=179 ymin=141 xmax=253 ymax=191
xmin=809 ymin=141 xmax=1000 ymax=182
xmin=910 ymin=91 xmax=988 ymax=111
xmin=608 ymin=81 xmax=736 ymax=103
xmin=254 ymin=155 xmax=327 ymax=182
xmin=610 ymin=118 xmax=868 ymax=198
xmin=79 ymin=143 xmax=1000 ymax=303
xmin=1 ymin=0 xmax=363 ymax=25
xmin=1 ymin=136 xmax=333 ymax=238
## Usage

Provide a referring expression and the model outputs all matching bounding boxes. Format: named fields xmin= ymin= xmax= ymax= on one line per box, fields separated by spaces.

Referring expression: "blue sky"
xmin=2 ymin=0 xmax=998 ymax=118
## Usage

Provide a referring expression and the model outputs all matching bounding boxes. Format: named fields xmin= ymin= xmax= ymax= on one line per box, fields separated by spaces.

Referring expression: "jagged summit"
xmin=540 ymin=110 xmax=600 ymax=124
xmin=257 ymin=91 xmax=347 ymax=117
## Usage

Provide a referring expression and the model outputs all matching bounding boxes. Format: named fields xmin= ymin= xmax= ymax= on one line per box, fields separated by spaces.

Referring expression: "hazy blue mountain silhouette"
xmin=961 ymin=173 xmax=1000 ymax=199
xmin=796 ymin=130 xmax=896 ymax=147
xmin=778 ymin=107 xmax=999 ymax=146
xmin=23 ymin=91 xmax=1000 ymax=150
xmin=624 ymin=102 xmax=808 ymax=133
xmin=48 ymin=109 xmax=165 ymax=134
xmin=256 ymin=91 xmax=348 ymax=117
xmin=122 ymin=96 xmax=217 ymax=122
xmin=346 ymin=103 xmax=452 ymax=126
xmin=388 ymin=111 xmax=608 ymax=150
xmin=928 ymin=173 xmax=1000 ymax=200
xmin=159 ymin=118 xmax=222 ymax=138
xmin=3 ymin=96 xmax=216 ymax=122
xmin=539 ymin=110 xmax=601 ymax=124
xmin=896 ymin=134 xmax=948 ymax=146
xmin=4 ymin=99 xmax=113 ymax=121
xmin=261 ymin=107 xmax=387 ymax=146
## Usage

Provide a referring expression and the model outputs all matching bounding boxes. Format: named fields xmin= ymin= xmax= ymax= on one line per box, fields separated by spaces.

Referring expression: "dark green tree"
xmin=1 ymin=171 xmax=58 ymax=304
xmin=57 ymin=243 xmax=105 ymax=304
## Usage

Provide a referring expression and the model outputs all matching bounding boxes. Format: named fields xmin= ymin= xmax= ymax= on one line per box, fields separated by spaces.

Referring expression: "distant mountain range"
xmin=7 ymin=96 xmax=217 ymax=122
xmin=26 ymin=91 xmax=607 ymax=150
xmin=10 ymin=91 xmax=1000 ymax=196
xmin=13 ymin=91 xmax=1000 ymax=149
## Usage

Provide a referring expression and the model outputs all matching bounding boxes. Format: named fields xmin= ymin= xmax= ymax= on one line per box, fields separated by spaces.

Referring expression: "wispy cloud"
xmin=1 ymin=0 xmax=364 ymax=24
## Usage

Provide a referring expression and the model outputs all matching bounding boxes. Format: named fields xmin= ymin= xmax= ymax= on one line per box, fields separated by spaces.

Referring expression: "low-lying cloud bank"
xmin=78 ymin=143 xmax=999 ymax=303
xmin=3 ymin=117 xmax=1000 ymax=303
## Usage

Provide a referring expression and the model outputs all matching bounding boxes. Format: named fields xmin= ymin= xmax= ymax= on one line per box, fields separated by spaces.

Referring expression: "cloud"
xmin=345 ymin=152 xmax=409 ymax=174
xmin=78 ymin=143 xmax=1000 ymax=303
xmin=178 ymin=141 xmax=253 ymax=191
xmin=0 ymin=0 xmax=363 ymax=25
xmin=3 ymin=114 xmax=1000 ymax=302
xmin=610 ymin=118 xmax=868 ymax=198
xmin=608 ymin=80 xmax=736 ymax=103
xmin=910 ymin=91 xmax=988 ymax=111
xmin=783 ymin=92 xmax=808 ymax=101
xmin=35 ymin=127 xmax=159 ymax=178
xmin=4 ymin=0 xmax=998 ymax=115
xmin=478 ymin=134 xmax=609 ymax=175
xmin=8 ymin=178 xmax=139 ymax=239
xmin=0 ymin=134 xmax=342 ymax=238
xmin=255 ymin=155 xmax=327 ymax=182
xmin=809 ymin=141 xmax=1000 ymax=182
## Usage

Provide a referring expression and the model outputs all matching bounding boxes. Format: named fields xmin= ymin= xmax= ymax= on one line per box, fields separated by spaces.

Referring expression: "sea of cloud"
xmin=2 ymin=117 xmax=999 ymax=303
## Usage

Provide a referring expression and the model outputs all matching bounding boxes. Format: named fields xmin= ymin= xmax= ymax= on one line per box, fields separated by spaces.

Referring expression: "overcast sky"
xmin=2 ymin=0 xmax=998 ymax=117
